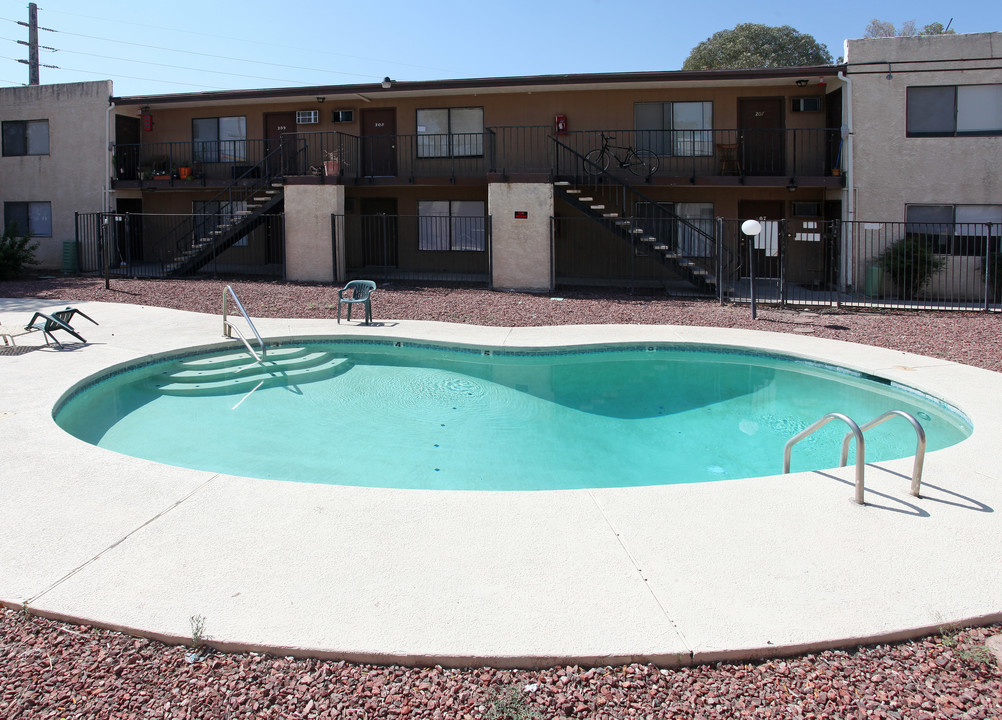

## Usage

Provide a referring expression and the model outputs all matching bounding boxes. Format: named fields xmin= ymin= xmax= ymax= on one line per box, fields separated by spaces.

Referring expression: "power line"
xmin=38 ymin=5 xmax=454 ymax=75
xmin=43 ymin=43 xmax=328 ymax=87
xmin=1 ymin=13 xmax=385 ymax=85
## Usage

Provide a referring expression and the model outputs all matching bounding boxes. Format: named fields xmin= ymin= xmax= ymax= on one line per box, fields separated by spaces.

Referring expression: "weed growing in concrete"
xmin=190 ymin=614 xmax=208 ymax=648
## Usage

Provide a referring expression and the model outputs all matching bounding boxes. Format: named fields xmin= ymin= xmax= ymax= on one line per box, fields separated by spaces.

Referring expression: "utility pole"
xmin=27 ymin=2 xmax=40 ymax=85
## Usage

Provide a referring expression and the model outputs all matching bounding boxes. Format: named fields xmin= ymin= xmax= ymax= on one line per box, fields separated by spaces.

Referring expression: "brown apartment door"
xmin=361 ymin=108 xmax=397 ymax=177
xmin=115 ymin=115 xmax=141 ymax=180
xmin=739 ymin=98 xmax=785 ymax=176
xmin=265 ymin=111 xmax=298 ymax=175
xmin=738 ymin=200 xmax=784 ymax=279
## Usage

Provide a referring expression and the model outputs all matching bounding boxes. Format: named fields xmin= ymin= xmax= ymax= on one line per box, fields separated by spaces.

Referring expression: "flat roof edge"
xmin=112 ymin=65 xmax=846 ymax=105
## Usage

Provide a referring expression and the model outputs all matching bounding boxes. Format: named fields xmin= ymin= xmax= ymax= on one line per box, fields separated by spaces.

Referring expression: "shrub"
xmin=877 ymin=235 xmax=946 ymax=300
xmin=0 ymin=223 xmax=39 ymax=280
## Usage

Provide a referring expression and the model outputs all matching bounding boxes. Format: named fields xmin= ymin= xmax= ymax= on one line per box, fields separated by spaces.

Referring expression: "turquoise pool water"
xmin=54 ymin=341 xmax=972 ymax=491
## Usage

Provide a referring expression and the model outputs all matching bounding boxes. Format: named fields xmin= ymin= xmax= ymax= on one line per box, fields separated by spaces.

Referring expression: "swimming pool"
xmin=53 ymin=339 xmax=972 ymax=491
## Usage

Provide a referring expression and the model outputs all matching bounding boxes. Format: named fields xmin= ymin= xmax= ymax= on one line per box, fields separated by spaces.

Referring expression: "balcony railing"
xmin=113 ymin=138 xmax=306 ymax=187
xmin=112 ymin=126 xmax=842 ymax=186
xmin=555 ymin=128 xmax=842 ymax=180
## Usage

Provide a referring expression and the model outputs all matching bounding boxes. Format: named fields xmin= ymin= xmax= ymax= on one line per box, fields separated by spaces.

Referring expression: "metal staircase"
xmin=552 ymin=137 xmax=735 ymax=296
xmin=155 ymin=146 xmax=287 ymax=277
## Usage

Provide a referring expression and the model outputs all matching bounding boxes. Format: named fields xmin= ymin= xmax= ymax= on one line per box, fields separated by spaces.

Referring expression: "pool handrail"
xmin=839 ymin=410 xmax=926 ymax=497
xmin=784 ymin=412 xmax=866 ymax=504
xmin=222 ymin=285 xmax=266 ymax=365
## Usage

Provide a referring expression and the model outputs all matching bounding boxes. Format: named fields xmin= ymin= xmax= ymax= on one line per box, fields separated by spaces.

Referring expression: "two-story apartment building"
xmin=844 ymin=32 xmax=1002 ymax=301
xmin=5 ymin=33 xmax=999 ymax=304
xmin=95 ymin=66 xmax=844 ymax=295
xmin=0 ymin=80 xmax=111 ymax=269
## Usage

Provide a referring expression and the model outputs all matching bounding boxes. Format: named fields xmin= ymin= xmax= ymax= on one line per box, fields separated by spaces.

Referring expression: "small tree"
xmin=877 ymin=236 xmax=947 ymax=300
xmin=0 ymin=223 xmax=39 ymax=280
xmin=864 ymin=19 xmax=956 ymax=38
xmin=682 ymin=24 xmax=833 ymax=70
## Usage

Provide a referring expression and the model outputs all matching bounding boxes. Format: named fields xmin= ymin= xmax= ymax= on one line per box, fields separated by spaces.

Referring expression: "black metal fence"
xmin=555 ymin=216 xmax=1001 ymax=310
xmin=555 ymin=128 xmax=841 ymax=181
xmin=335 ymin=214 xmax=491 ymax=284
xmin=113 ymin=138 xmax=306 ymax=187
xmin=74 ymin=212 xmax=285 ymax=279
xmin=283 ymin=130 xmax=496 ymax=182
xmin=554 ymin=216 xmax=726 ymax=297
xmin=72 ymin=211 xmax=999 ymax=310
xmin=116 ymin=126 xmax=840 ymax=187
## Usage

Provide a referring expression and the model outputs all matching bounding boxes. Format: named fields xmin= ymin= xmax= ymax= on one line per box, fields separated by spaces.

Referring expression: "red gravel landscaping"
xmin=3 ymin=276 xmax=1002 ymax=372
xmin=2 ymin=276 xmax=1001 ymax=718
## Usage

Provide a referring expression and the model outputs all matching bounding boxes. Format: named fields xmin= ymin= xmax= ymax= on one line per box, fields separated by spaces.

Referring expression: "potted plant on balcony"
xmin=322 ymin=149 xmax=340 ymax=178
xmin=178 ymin=163 xmax=193 ymax=180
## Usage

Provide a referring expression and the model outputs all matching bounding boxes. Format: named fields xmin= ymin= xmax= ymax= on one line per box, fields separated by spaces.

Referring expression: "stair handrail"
xmin=222 ymin=285 xmax=266 ymax=364
xmin=552 ymin=135 xmax=736 ymax=280
xmin=552 ymin=136 xmax=718 ymax=250
xmin=149 ymin=143 xmax=290 ymax=268
xmin=784 ymin=413 xmax=866 ymax=505
xmin=839 ymin=410 xmax=926 ymax=497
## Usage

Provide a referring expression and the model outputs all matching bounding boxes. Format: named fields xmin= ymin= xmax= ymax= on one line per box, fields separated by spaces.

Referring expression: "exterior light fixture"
xmin=796 ymin=79 xmax=809 ymax=87
xmin=381 ymin=77 xmax=392 ymax=89
xmin=740 ymin=219 xmax=763 ymax=320
xmin=316 ymin=96 xmax=326 ymax=103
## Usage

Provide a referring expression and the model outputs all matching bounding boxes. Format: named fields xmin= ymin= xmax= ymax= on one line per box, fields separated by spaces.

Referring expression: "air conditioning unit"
xmin=296 ymin=110 xmax=319 ymax=124
xmin=791 ymin=97 xmax=823 ymax=113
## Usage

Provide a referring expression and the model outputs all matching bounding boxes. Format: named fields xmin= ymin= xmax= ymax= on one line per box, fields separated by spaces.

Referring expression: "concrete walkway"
xmin=1 ymin=299 xmax=1000 ymax=668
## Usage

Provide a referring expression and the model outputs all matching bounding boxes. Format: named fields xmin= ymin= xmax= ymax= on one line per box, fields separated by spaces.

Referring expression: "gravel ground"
xmin=3 ymin=276 xmax=1001 ymax=371
xmin=2 ymin=276 xmax=1001 ymax=718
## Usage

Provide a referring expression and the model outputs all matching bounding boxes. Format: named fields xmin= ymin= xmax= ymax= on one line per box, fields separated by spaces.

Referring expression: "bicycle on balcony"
xmin=584 ymin=133 xmax=659 ymax=178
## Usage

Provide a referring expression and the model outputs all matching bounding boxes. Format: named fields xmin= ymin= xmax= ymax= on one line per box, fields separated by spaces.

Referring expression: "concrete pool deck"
xmin=1 ymin=298 xmax=1001 ymax=668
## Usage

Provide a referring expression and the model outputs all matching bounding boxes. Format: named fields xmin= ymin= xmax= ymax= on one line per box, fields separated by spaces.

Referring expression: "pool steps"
xmin=148 ymin=347 xmax=353 ymax=395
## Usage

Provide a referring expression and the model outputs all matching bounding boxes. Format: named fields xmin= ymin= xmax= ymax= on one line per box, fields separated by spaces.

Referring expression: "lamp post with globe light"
xmin=741 ymin=219 xmax=763 ymax=319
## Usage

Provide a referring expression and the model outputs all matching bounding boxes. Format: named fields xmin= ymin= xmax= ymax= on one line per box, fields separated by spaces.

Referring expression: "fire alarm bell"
xmin=555 ymin=114 xmax=568 ymax=135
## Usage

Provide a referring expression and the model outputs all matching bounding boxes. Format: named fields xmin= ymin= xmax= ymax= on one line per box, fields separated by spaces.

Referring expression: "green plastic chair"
xmin=336 ymin=280 xmax=376 ymax=325
xmin=24 ymin=306 xmax=98 ymax=347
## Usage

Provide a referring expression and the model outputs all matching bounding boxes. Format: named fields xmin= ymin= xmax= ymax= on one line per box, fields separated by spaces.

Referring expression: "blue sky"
xmin=0 ymin=1 xmax=996 ymax=96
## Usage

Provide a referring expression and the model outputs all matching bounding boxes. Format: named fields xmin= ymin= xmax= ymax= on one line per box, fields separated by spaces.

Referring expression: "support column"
xmin=284 ymin=184 xmax=345 ymax=283
xmin=488 ymin=182 xmax=554 ymax=292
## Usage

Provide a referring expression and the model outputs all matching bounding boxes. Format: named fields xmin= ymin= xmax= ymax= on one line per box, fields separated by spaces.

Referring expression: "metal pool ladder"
xmin=222 ymin=285 xmax=266 ymax=364
xmin=783 ymin=410 xmax=926 ymax=505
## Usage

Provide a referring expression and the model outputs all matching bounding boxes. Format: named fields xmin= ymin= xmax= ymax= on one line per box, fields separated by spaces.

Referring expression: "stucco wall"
xmin=844 ymin=33 xmax=1002 ymax=298
xmin=284 ymin=184 xmax=344 ymax=282
xmin=0 ymin=81 xmax=111 ymax=268
xmin=846 ymin=33 xmax=1002 ymax=222
xmin=489 ymin=183 xmax=553 ymax=291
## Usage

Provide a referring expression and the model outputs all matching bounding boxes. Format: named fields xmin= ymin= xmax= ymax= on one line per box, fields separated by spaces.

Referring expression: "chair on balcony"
xmin=12 ymin=307 xmax=99 ymax=347
xmin=717 ymin=143 xmax=742 ymax=176
xmin=336 ymin=280 xmax=376 ymax=325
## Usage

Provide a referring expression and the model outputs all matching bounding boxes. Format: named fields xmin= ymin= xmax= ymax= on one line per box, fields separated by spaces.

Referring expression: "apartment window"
xmin=906 ymin=204 xmax=1002 ymax=256
xmin=635 ymin=102 xmax=713 ymax=156
xmin=2 ymin=120 xmax=49 ymax=156
xmin=418 ymin=200 xmax=486 ymax=251
xmin=416 ymin=107 xmax=484 ymax=158
xmin=906 ymin=85 xmax=1002 ymax=137
xmin=4 ymin=201 xmax=52 ymax=237
xmin=192 ymin=116 xmax=247 ymax=162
